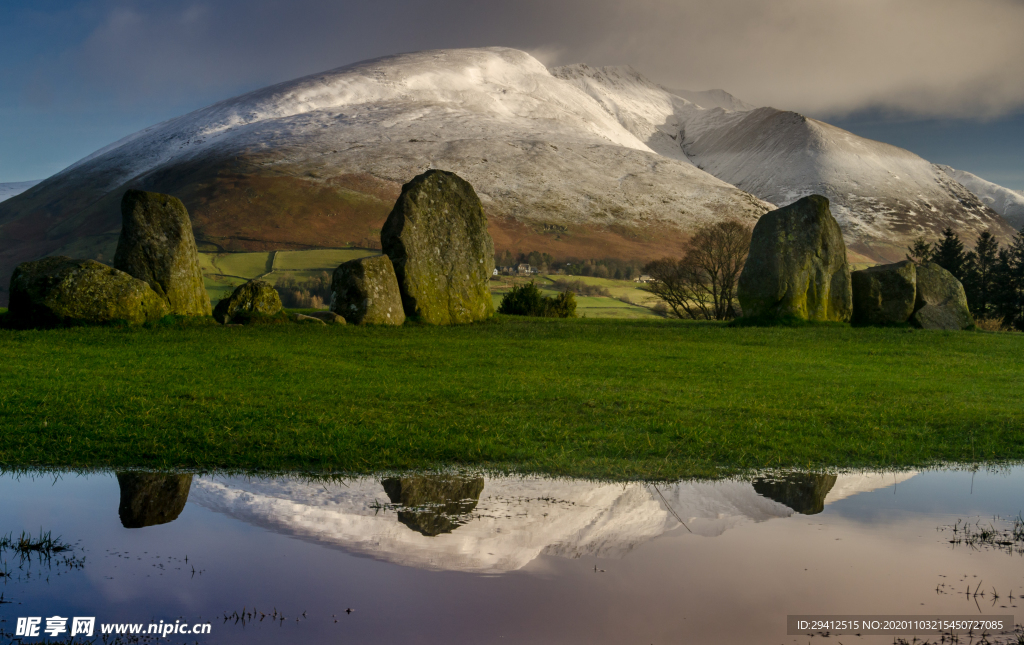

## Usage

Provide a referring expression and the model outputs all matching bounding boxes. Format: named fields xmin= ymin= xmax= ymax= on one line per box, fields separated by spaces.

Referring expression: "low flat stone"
xmin=851 ymin=260 xmax=917 ymax=325
xmin=304 ymin=311 xmax=346 ymax=324
xmin=291 ymin=313 xmax=327 ymax=325
xmin=331 ymin=255 xmax=405 ymax=325
xmin=114 ymin=190 xmax=211 ymax=316
xmin=9 ymin=256 xmax=169 ymax=327
xmin=911 ymin=262 xmax=973 ymax=330
xmin=213 ymin=279 xmax=283 ymax=324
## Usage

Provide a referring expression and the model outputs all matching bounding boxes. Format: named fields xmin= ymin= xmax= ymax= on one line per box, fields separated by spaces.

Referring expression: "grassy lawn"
xmin=1 ymin=317 xmax=1021 ymax=479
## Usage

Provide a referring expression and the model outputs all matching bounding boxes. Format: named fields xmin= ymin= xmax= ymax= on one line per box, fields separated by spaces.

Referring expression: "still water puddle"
xmin=1 ymin=468 xmax=1022 ymax=644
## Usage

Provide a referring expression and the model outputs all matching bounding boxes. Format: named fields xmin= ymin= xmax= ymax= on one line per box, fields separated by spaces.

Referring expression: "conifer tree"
xmin=992 ymin=234 xmax=1024 ymax=330
xmin=906 ymin=237 xmax=934 ymax=263
xmin=932 ymin=227 xmax=967 ymax=280
xmin=962 ymin=231 xmax=999 ymax=318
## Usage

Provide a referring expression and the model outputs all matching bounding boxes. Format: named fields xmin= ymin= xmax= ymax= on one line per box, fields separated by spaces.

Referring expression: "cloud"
xmin=21 ymin=0 xmax=1024 ymax=119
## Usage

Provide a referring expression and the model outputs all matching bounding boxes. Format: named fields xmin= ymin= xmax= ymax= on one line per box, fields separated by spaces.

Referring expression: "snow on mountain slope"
xmin=670 ymin=88 xmax=756 ymax=112
xmin=189 ymin=472 xmax=916 ymax=573
xmin=0 ymin=48 xmax=770 ymax=304
xmin=0 ymin=180 xmax=41 ymax=203
xmin=937 ymin=165 xmax=1024 ymax=230
xmin=553 ymin=65 xmax=1017 ymax=260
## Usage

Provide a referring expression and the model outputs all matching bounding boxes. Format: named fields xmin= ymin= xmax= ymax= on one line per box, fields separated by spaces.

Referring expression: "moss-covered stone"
xmin=116 ymin=472 xmax=193 ymax=529
xmin=330 ymin=255 xmax=405 ymax=325
xmin=851 ymin=260 xmax=917 ymax=325
xmin=737 ymin=195 xmax=852 ymax=321
xmin=8 ymin=256 xmax=169 ymax=327
xmin=114 ymin=190 xmax=212 ymax=316
xmin=212 ymin=279 xmax=282 ymax=324
xmin=911 ymin=262 xmax=973 ymax=330
xmin=381 ymin=170 xmax=495 ymax=324
xmin=381 ymin=475 xmax=485 ymax=537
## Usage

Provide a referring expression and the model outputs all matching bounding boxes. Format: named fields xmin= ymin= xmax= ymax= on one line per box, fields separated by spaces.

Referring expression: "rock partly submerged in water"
xmin=851 ymin=260 xmax=917 ymax=325
xmin=330 ymin=255 xmax=405 ymax=325
xmin=738 ymin=195 xmax=852 ymax=322
xmin=213 ymin=279 xmax=283 ymax=324
xmin=912 ymin=262 xmax=974 ymax=330
xmin=114 ymin=190 xmax=212 ymax=316
xmin=381 ymin=170 xmax=495 ymax=324
xmin=8 ymin=256 xmax=169 ymax=327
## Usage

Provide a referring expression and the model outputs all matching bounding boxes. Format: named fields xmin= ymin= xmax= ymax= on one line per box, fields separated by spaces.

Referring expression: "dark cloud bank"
xmin=57 ymin=0 xmax=1024 ymax=118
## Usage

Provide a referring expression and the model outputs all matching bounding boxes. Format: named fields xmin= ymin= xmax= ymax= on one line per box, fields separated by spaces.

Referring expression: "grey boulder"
xmin=912 ymin=262 xmax=974 ymax=330
xmin=851 ymin=260 xmax=917 ymax=325
xmin=331 ymin=255 xmax=405 ymax=325
xmin=213 ymin=279 xmax=283 ymax=324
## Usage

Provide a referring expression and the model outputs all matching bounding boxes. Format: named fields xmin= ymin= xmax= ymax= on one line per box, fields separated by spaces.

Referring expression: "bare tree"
xmin=643 ymin=220 xmax=752 ymax=320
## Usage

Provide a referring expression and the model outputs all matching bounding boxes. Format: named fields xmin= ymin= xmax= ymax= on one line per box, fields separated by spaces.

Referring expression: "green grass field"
xmin=1 ymin=317 xmax=1021 ymax=479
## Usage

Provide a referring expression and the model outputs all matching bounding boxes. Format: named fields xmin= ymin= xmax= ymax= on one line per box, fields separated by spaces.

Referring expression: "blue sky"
xmin=2 ymin=0 xmax=1022 ymax=189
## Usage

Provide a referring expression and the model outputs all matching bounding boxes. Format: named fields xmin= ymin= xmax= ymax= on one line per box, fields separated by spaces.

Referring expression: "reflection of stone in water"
xmin=752 ymin=473 xmax=837 ymax=515
xmin=116 ymin=473 xmax=193 ymax=528
xmin=381 ymin=475 xmax=485 ymax=537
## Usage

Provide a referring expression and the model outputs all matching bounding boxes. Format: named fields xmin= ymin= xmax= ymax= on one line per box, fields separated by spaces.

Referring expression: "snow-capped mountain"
xmin=188 ymin=472 xmax=916 ymax=573
xmin=0 ymin=180 xmax=41 ymax=203
xmin=937 ymin=165 xmax=1024 ymax=230
xmin=0 ymin=47 xmax=1017 ymax=303
xmin=0 ymin=48 xmax=770 ymax=304
xmin=553 ymin=64 xmax=1017 ymax=262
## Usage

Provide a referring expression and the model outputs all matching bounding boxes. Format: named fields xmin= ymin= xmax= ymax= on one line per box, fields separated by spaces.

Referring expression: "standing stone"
xmin=737 ymin=195 xmax=852 ymax=321
xmin=213 ymin=279 xmax=283 ymax=324
xmin=851 ymin=261 xmax=917 ymax=325
xmin=330 ymin=255 xmax=405 ymax=325
xmin=911 ymin=262 xmax=974 ymax=330
xmin=114 ymin=190 xmax=212 ymax=316
xmin=116 ymin=472 xmax=193 ymax=529
xmin=381 ymin=170 xmax=495 ymax=324
xmin=9 ymin=256 xmax=169 ymax=327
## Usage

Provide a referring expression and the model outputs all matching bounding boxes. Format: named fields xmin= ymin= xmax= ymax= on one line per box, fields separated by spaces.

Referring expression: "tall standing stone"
xmin=114 ymin=190 xmax=212 ymax=316
xmin=381 ymin=170 xmax=495 ymax=324
xmin=331 ymin=255 xmax=405 ymax=325
xmin=737 ymin=195 xmax=852 ymax=321
xmin=851 ymin=260 xmax=917 ymax=325
xmin=911 ymin=262 xmax=974 ymax=330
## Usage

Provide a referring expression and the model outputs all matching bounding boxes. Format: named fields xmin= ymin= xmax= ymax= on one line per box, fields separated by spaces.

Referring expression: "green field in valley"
xmin=1 ymin=317 xmax=1021 ymax=479
xmin=202 ymin=249 xmax=665 ymax=318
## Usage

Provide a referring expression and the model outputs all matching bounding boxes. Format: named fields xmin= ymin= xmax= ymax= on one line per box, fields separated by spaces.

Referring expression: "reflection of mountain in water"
xmin=189 ymin=472 xmax=915 ymax=573
xmin=381 ymin=475 xmax=485 ymax=536
xmin=116 ymin=473 xmax=193 ymax=528
xmin=752 ymin=474 xmax=837 ymax=515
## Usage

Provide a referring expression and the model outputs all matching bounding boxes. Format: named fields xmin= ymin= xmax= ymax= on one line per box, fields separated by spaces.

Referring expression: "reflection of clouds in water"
xmin=188 ymin=472 xmax=916 ymax=573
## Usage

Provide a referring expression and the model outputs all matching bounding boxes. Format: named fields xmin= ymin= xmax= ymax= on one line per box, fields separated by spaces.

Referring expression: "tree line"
xmin=639 ymin=220 xmax=1024 ymax=329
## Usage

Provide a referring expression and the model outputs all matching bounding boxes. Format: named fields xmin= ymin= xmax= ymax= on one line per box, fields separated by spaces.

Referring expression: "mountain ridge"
xmin=0 ymin=47 xmax=1017 ymax=304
